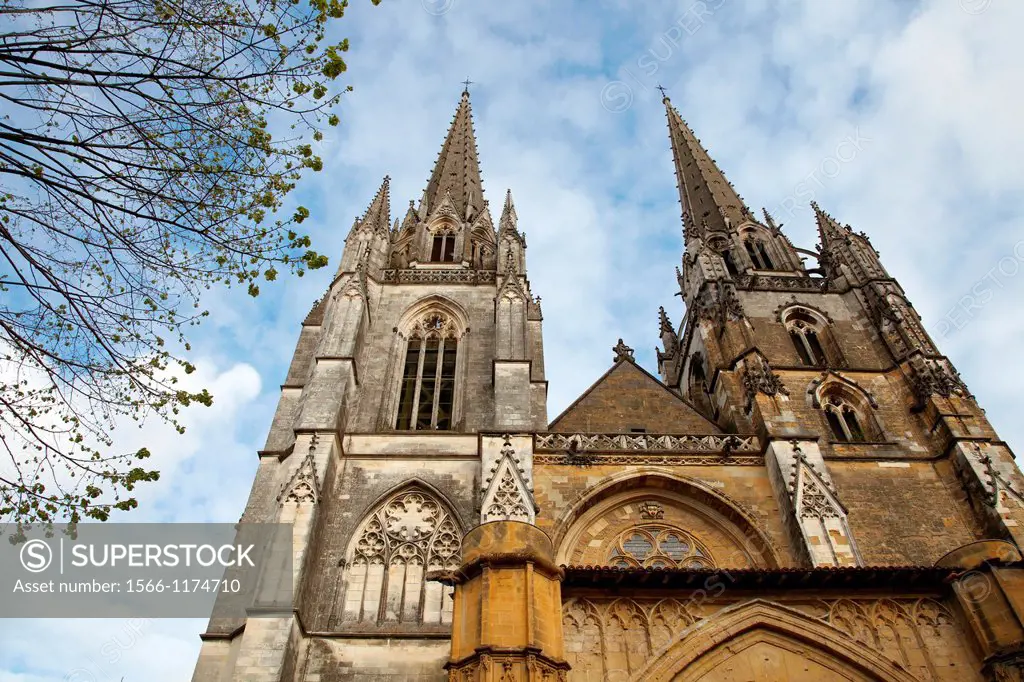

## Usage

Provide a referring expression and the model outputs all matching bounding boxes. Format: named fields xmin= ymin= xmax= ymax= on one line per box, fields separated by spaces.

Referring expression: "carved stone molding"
xmin=534 ymin=454 xmax=764 ymax=466
xmin=561 ymin=596 xmax=975 ymax=682
xmin=742 ymin=355 xmax=789 ymax=407
xmin=534 ymin=433 xmax=759 ymax=454
xmin=382 ymin=268 xmax=496 ymax=284
xmin=735 ymin=273 xmax=829 ymax=293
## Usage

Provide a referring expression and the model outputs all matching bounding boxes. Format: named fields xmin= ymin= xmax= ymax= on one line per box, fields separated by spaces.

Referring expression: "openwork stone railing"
xmin=734 ymin=274 xmax=828 ymax=292
xmin=534 ymin=433 xmax=760 ymax=454
xmin=382 ymin=268 xmax=496 ymax=284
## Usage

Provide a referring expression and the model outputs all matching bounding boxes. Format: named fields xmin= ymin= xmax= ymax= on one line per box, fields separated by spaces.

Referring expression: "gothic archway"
xmin=552 ymin=470 xmax=781 ymax=569
xmin=635 ymin=601 xmax=921 ymax=682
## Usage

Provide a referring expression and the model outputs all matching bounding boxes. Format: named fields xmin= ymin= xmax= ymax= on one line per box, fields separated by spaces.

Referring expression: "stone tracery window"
xmin=782 ymin=307 xmax=842 ymax=368
xmin=789 ymin=318 xmax=827 ymax=366
xmin=341 ymin=487 xmax=461 ymax=625
xmin=395 ymin=311 xmax=460 ymax=430
xmin=607 ymin=524 xmax=715 ymax=569
xmin=428 ymin=224 xmax=458 ymax=262
xmin=823 ymin=394 xmax=867 ymax=442
xmin=744 ymin=237 xmax=775 ymax=270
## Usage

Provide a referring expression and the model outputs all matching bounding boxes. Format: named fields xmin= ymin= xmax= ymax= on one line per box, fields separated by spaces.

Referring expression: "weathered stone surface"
xmin=193 ymin=91 xmax=1024 ymax=682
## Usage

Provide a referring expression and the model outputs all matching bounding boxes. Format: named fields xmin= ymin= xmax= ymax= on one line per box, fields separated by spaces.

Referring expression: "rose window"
xmin=607 ymin=524 xmax=714 ymax=569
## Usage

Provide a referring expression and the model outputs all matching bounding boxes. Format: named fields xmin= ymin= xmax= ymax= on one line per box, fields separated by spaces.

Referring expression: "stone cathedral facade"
xmin=192 ymin=90 xmax=1024 ymax=682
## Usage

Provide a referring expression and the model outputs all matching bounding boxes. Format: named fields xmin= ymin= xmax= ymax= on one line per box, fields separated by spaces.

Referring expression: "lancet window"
xmin=744 ymin=238 xmax=775 ymax=270
xmin=789 ymin=319 xmax=828 ymax=366
xmin=430 ymin=233 xmax=456 ymax=262
xmin=823 ymin=395 xmax=867 ymax=442
xmin=396 ymin=312 xmax=460 ymax=430
xmin=782 ymin=307 xmax=842 ymax=368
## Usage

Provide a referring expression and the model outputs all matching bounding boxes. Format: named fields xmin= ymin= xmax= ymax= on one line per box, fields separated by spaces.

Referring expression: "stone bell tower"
xmin=191 ymin=88 xmax=551 ymax=681
xmin=656 ymin=89 xmax=1024 ymax=573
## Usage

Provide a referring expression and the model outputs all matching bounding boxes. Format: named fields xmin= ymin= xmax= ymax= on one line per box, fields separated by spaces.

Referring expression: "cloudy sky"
xmin=3 ymin=0 xmax=1023 ymax=679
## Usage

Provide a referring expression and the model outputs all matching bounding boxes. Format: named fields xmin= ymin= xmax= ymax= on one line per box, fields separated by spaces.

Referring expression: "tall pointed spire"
xmin=499 ymin=189 xmax=518 ymax=234
xmin=422 ymin=90 xmax=486 ymax=221
xmin=663 ymin=94 xmax=752 ymax=240
xmin=812 ymin=201 xmax=848 ymax=246
xmin=358 ymin=175 xmax=391 ymax=234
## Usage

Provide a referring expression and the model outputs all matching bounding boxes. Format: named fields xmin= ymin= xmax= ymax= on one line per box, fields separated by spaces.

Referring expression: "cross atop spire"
xmin=462 ymin=78 xmax=474 ymax=93
xmin=663 ymin=97 xmax=752 ymax=241
xmin=421 ymin=89 xmax=486 ymax=222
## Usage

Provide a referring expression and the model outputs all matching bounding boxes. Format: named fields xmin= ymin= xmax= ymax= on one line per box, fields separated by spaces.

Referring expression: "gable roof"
xmin=548 ymin=357 xmax=722 ymax=434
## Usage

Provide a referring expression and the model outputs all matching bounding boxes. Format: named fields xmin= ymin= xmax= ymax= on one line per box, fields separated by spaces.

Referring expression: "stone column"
xmin=439 ymin=521 xmax=569 ymax=681
xmin=938 ymin=540 xmax=1024 ymax=680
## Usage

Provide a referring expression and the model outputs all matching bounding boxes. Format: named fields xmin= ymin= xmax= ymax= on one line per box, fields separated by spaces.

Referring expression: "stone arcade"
xmin=191 ymin=89 xmax=1024 ymax=681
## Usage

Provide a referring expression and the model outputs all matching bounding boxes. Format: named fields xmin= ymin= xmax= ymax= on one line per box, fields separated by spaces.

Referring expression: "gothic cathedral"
xmin=192 ymin=90 xmax=1024 ymax=682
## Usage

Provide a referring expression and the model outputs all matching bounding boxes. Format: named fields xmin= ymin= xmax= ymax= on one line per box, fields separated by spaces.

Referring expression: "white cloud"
xmin=0 ymin=359 xmax=262 ymax=680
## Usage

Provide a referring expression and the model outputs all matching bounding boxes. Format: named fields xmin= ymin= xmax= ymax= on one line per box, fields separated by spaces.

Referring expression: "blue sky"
xmin=3 ymin=0 xmax=1023 ymax=679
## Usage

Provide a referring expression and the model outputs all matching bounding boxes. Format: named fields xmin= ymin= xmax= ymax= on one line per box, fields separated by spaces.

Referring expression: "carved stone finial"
xmin=658 ymin=306 xmax=675 ymax=335
xmin=613 ymin=338 xmax=634 ymax=362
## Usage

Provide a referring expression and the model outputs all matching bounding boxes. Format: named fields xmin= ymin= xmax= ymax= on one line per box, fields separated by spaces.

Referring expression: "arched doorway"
xmin=635 ymin=601 xmax=921 ymax=682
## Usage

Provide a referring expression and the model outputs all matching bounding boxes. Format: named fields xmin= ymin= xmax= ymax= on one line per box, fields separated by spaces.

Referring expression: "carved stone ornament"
xmin=638 ymin=501 xmax=665 ymax=520
xmin=278 ymin=434 xmax=321 ymax=504
xmin=535 ymin=433 xmax=760 ymax=454
xmin=799 ymin=475 xmax=840 ymax=520
xmin=693 ymin=282 xmax=746 ymax=327
xmin=382 ymin=268 xmax=496 ymax=285
xmin=481 ymin=436 xmax=534 ymax=523
xmin=909 ymin=356 xmax=968 ymax=404
xmin=408 ymin=311 xmax=460 ymax=340
xmin=970 ymin=445 xmax=1024 ymax=509
xmin=613 ymin=338 xmax=635 ymax=362
xmin=742 ymin=355 xmax=789 ymax=406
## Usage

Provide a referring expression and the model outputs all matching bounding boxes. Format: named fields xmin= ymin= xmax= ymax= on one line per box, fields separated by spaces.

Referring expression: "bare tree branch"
xmin=0 ymin=0 xmax=377 ymax=529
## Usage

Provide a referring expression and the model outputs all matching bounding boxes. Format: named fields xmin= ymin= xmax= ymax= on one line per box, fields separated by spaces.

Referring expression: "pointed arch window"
xmin=744 ymin=238 xmax=775 ymax=270
xmin=607 ymin=524 xmax=715 ymax=569
xmin=789 ymin=319 xmax=827 ymax=366
xmin=782 ymin=307 xmax=842 ymax=368
xmin=340 ymin=487 xmax=461 ymax=625
xmin=396 ymin=312 xmax=460 ymax=430
xmin=823 ymin=395 xmax=866 ymax=442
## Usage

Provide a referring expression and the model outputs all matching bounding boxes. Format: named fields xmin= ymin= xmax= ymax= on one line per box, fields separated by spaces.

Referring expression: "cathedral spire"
xmin=499 ymin=189 xmax=518 ymax=234
xmin=358 ymin=175 xmax=391 ymax=234
xmin=812 ymin=201 xmax=848 ymax=246
xmin=663 ymin=95 xmax=752 ymax=240
xmin=421 ymin=90 xmax=486 ymax=222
